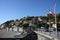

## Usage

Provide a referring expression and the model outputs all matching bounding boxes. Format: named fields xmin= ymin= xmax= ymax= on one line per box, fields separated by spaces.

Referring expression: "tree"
xmin=57 ymin=13 xmax=60 ymax=22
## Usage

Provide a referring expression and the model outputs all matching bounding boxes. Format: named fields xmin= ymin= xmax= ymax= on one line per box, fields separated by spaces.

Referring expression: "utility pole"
xmin=54 ymin=2 xmax=57 ymax=38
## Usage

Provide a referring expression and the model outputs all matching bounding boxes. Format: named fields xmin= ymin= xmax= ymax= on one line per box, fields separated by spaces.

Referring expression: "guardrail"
xmin=35 ymin=31 xmax=59 ymax=40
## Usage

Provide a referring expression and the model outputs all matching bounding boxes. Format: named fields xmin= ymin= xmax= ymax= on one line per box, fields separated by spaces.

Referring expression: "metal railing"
xmin=35 ymin=28 xmax=60 ymax=40
xmin=35 ymin=31 xmax=59 ymax=40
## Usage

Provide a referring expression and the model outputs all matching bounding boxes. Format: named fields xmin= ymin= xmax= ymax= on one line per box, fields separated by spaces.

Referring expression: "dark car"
xmin=23 ymin=32 xmax=38 ymax=40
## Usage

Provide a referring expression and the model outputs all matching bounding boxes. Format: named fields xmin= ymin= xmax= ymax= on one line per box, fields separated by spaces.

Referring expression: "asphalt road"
xmin=0 ymin=29 xmax=22 ymax=38
xmin=0 ymin=29 xmax=60 ymax=40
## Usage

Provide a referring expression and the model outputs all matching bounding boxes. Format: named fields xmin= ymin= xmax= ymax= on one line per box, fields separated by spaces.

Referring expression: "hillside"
xmin=0 ymin=13 xmax=60 ymax=28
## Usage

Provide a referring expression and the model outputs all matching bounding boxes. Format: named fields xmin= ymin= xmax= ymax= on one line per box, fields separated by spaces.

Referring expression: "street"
xmin=0 ymin=29 xmax=60 ymax=40
xmin=0 ymin=29 xmax=21 ymax=38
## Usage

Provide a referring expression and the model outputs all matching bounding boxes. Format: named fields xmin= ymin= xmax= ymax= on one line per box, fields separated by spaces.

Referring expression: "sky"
xmin=0 ymin=0 xmax=60 ymax=24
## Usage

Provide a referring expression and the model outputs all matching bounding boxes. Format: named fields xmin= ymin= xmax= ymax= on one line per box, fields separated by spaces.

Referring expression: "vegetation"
xmin=1 ymin=13 xmax=60 ymax=28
